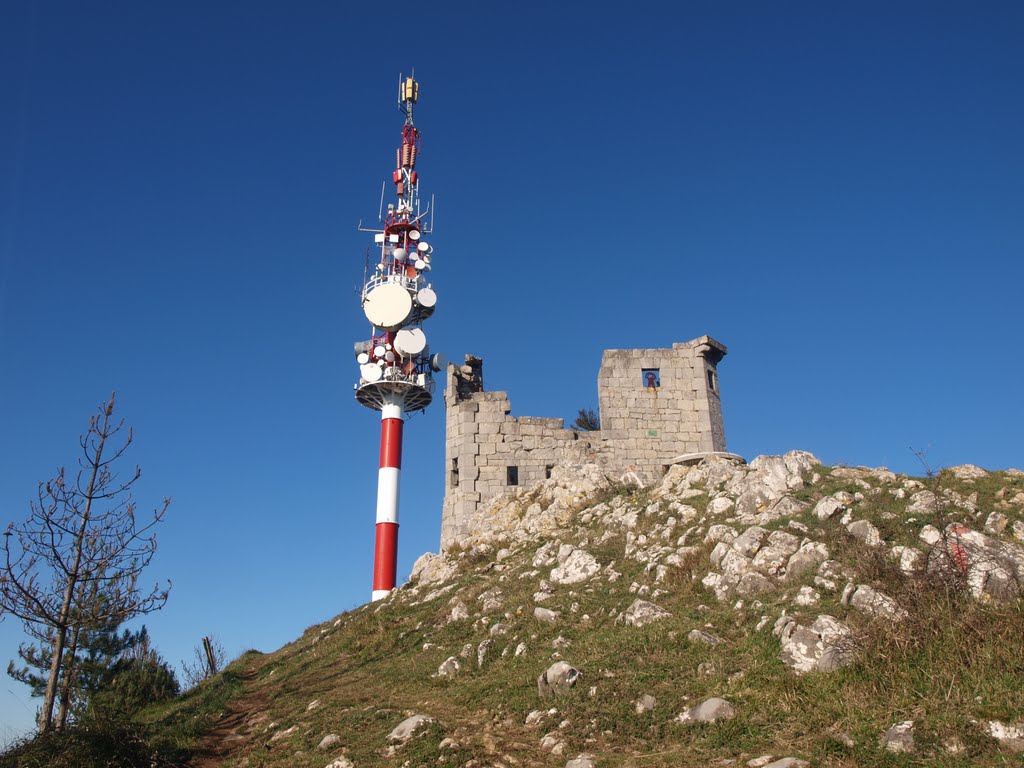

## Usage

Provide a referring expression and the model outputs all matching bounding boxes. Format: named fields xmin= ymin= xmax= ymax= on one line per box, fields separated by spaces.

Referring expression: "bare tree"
xmin=181 ymin=635 xmax=227 ymax=689
xmin=573 ymin=407 xmax=600 ymax=431
xmin=0 ymin=393 xmax=170 ymax=732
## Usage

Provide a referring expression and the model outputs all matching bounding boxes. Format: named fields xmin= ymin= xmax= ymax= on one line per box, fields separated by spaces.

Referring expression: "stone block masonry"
xmin=440 ymin=337 xmax=735 ymax=550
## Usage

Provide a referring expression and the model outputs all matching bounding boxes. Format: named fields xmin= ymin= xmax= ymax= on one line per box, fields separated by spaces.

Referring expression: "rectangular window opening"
xmin=545 ymin=464 xmax=554 ymax=479
xmin=707 ymin=368 xmax=718 ymax=394
xmin=641 ymin=368 xmax=661 ymax=388
xmin=506 ymin=465 xmax=519 ymax=486
xmin=450 ymin=457 xmax=459 ymax=488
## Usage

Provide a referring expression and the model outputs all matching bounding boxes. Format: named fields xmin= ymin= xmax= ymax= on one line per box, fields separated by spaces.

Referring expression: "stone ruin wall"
xmin=440 ymin=336 xmax=731 ymax=550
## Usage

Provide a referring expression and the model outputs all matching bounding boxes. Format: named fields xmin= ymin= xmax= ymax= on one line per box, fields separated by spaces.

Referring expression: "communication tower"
xmin=354 ymin=75 xmax=445 ymax=601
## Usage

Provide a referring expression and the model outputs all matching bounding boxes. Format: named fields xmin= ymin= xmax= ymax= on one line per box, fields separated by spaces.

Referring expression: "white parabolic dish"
xmin=394 ymin=327 xmax=427 ymax=356
xmin=360 ymin=363 xmax=382 ymax=382
xmin=363 ymin=283 xmax=413 ymax=330
xmin=416 ymin=287 xmax=437 ymax=308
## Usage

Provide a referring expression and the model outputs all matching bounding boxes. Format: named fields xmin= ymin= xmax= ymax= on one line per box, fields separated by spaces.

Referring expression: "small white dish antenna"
xmin=393 ymin=247 xmax=408 ymax=262
xmin=417 ymin=242 xmax=432 ymax=253
xmin=429 ymin=352 xmax=448 ymax=372
xmin=408 ymin=229 xmax=421 ymax=241
xmin=356 ymin=352 xmax=370 ymax=364
xmin=414 ymin=258 xmax=426 ymax=270
xmin=416 ymin=287 xmax=437 ymax=309
xmin=373 ymin=345 xmax=386 ymax=358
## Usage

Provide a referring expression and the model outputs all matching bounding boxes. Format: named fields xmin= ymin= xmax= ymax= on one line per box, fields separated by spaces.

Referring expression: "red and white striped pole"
xmin=372 ymin=397 xmax=404 ymax=600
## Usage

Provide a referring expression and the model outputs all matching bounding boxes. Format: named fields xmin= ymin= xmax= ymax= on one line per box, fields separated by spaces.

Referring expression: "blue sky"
xmin=1 ymin=0 xmax=1022 ymax=741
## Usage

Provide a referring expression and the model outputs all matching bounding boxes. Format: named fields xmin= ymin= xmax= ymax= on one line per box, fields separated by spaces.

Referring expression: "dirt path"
xmin=186 ymin=665 xmax=268 ymax=768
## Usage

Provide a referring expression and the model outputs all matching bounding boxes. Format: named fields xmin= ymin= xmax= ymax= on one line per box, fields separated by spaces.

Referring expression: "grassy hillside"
xmin=134 ymin=454 xmax=1024 ymax=768
xmin=8 ymin=454 xmax=1023 ymax=768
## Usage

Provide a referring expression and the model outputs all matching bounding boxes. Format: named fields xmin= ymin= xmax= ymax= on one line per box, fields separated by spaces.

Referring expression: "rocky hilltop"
xmin=159 ymin=452 xmax=1024 ymax=768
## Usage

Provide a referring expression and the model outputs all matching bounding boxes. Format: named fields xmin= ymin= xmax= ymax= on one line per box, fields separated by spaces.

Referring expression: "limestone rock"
xmin=410 ymin=551 xmax=458 ymax=585
xmin=477 ymin=639 xmax=492 ymax=668
xmin=751 ymin=530 xmax=801 ymax=575
xmin=538 ymin=661 xmax=581 ymax=698
xmin=565 ymin=755 xmax=596 ymax=768
xmin=813 ymin=496 xmax=845 ymax=520
xmin=688 ymin=629 xmax=723 ymax=646
xmin=270 ymin=724 xmax=298 ymax=741
xmin=635 ymin=694 xmax=657 ymax=713
xmin=446 ymin=600 xmax=469 ymax=623
xmin=778 ymin=623 xmax=823 ymax=674
xmin=907 ymin=490 xmax=938 ymax=515
xmin=931 ymin=524 xmax=1024 ymax=600
xmin=890 ymin=545 xmax=923 ymax=574
xmin=947 ymin=464 xmax=989 ymax=480
xmin=708 ymin=497 xmax=735 ymax=515
xmin=794 ymin=586 xmax=820 ymax=605
xmin=477 ymin=586 xmax=504 ymax=612
xmin=705 ymin=524 xmax=739 ymax=544
xmin=388 ymin=714 xmax=434 ymax=744
xmin=761 ymin=760 xmax=810 ymax=768
xmin=324 ymin=758 xmax=355 ymax=768
xmin=736 ymin=572 xmax=775 ymax=596
xmin=785 ymin=541 xmax=829 ymax=580
xmin=777 ymin=614 xmax=852 ymax=674
xmin=986 ymin=720 xmax=1024 ymax=752
xmin=540 ymin=732 xmax=567 ymax=754
xmin=619 ymin=598 xmax=671 ymax=627
xmin=534 ymin=606 xmax=561 ymax=623
xmin=317 ymin=733 xmax=342 ymax=750
xmin=533 ymin=541 xmax=561 ymax=568
xmin=880 ymin=720 xmax=915 ymax=752
xmin=732 ymin=526 xmax=770 ymax=558
xmin=847 ymin=519 xmax=882 ymax=547
xmin=436 ymin=656 xmax=460 ymax=678
xmin=551 ymin=547 xmax=601 ymax=585
xmin=846 ymin=585 xmax=906 ymax=620
xmin=676 ymin=696 xmax=736 ymax=723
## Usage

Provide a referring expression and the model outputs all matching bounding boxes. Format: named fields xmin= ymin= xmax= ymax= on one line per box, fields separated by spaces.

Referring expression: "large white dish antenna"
xmin=394 ymin=327 xmax=427 ymax=356
xmin=360 ymin=363 xmax=382 ymax=382
xmin=393 ymin=247 xmax=408 ymax=262
xmin=416 ymin=287 xmax=437 ymax=309
xmin=363 ymin=283 xmax=413 ymax=330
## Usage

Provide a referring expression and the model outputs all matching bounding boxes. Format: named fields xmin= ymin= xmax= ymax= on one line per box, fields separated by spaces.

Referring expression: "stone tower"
xmin=439 ymin=336 xmax=736 ymax=550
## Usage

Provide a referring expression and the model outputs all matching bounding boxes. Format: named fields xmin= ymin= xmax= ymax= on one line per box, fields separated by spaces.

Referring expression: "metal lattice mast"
xmin=353 ymin=75 xmax=444 ymax=602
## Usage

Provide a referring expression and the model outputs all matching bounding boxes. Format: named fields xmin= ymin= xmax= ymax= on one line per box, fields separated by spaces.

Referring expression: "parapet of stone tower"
xmin=440 ymin=336 xmax=739 ymax=550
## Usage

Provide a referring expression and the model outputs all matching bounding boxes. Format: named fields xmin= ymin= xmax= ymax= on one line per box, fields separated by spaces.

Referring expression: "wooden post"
xmin=202 ymin=636 xmax=218 ymax=676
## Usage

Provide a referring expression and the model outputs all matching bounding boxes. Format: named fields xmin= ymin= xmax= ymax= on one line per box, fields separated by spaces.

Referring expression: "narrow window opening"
xmin=707 ymin=368 xmax=718 ymax=394
xmin=545 ymin=464 xmax=554 ymax=479
xmin=506 ymin=466 xmax=519 ymax=486
xmin=450 ymin=457 xmax=459 ymax=487
xmin=641 ymin=368 xmax=660 ymax=388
